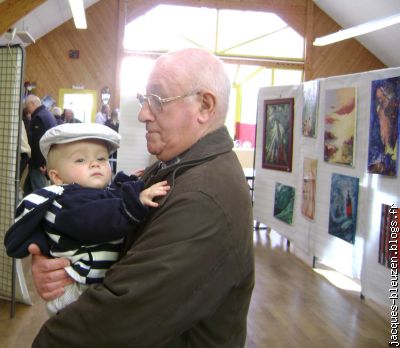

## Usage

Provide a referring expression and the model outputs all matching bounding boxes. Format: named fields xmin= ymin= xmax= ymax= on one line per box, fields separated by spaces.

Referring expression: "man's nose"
xmin=138 ymin=102 xmax=154 ymax=123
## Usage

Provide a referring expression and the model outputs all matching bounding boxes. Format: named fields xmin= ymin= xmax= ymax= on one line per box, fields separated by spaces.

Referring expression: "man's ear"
xmin=198 ymin=91 xmax=216 ymax=123
xmin=48 ymin=169 xmax=63 ymax=185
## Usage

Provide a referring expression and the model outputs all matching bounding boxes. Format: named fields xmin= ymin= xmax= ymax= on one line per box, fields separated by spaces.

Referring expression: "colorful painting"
xmin=367 ymin=76 xmax=400 ymax=176
xmin=302 ymin=80 xmax=319 ymax=138
xmin=301 ymin=157 xmax=318 ymax=220
xmin=379 ymin=204 xmax=400 ymax=268
xmin=324 ymin=87 xmax=356 ymax=166
xmin=262 ymin=98 xmax=294 ymax=172
xmin=328 ymin=173 xmax=359 ymax=244
xmin=273 ymin=182 xmax=295 ymax=225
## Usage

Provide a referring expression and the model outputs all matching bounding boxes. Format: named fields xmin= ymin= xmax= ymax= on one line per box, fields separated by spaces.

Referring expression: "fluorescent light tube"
xmin=68 ymin=0 xmax=87 ymax=29
xmin=313 ymin=13 xmax=400 ymax=46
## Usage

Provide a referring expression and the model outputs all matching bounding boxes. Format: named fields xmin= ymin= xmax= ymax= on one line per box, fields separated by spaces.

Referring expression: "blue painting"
xmin=367 ymin=76 xmax=400 ymax=176
xmin=328 ymin=174 xmax=359 ymax=244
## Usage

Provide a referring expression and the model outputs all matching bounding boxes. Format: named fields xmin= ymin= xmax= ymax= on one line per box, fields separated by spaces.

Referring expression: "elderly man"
xmin=24 ymin=94 xmax=57 ymax=195
xmin=29 ymin=48 xmax=254 ymax=347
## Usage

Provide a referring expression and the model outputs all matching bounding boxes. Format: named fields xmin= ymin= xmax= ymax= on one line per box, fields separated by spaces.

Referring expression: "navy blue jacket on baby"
xmin=4 ymin=172 xmax=148 ymax=285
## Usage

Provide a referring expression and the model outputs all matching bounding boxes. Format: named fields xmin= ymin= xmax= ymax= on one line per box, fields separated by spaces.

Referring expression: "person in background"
xmin=95 ymin=104 xmax=110 ymax=125
xmin=24 ymin=94 xmax=57 ymax=195
xmin=5 ymin=123 xmax=170 ymax=316
xmin=22 ymin=106 xmax=31 ymax=131
xmin=19 ymin=120 xmax=31 ymax=196
xmin=105 ymin=108 xmax=120 ymax=174
xmin=29 ymin=48 xmax=254 ymax=348
xmin=52 ymin=106 xmax=64 ymax=125
xmin=105 ymin=108 xmax=119 ymax=132
xmin=63 ymin=108 xmax=81 ymax=123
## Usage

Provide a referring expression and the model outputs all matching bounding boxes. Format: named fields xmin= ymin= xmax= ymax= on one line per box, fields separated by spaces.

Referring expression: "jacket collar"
xmin=142 ymin=126 xmax=233 ymax=183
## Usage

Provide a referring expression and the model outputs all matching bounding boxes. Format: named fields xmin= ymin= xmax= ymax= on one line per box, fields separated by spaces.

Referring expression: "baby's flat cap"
xmin=40 ymin=123 xmax=121 ymax=160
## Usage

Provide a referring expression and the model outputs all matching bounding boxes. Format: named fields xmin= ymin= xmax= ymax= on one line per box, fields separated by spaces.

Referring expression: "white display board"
xmin=253 ymin=67 xmax=400 ymax=309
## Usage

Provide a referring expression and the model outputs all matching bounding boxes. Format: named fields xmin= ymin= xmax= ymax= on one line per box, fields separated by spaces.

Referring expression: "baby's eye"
xmin=98 ymin=157 xmax=108 ymax=162
xmin=75 ymin=158 xmax=85 ymax=163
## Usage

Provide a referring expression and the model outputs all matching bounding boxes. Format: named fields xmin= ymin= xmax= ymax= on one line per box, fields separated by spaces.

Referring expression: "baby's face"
xmin=52 ymin=140 xmax=112 ymax=189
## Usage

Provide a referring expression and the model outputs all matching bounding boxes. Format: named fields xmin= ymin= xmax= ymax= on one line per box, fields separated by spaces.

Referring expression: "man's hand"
xmin=28 ymin=244 xmax=74 ymax=301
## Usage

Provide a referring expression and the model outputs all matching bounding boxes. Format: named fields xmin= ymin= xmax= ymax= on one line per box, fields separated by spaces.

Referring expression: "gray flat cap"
xmin=40 ymin=123 xmax=121 ymax=160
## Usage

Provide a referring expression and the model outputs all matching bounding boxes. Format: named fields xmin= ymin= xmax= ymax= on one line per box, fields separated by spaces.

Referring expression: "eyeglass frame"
xmin=136 ymin=91 xmax=200 ymax=113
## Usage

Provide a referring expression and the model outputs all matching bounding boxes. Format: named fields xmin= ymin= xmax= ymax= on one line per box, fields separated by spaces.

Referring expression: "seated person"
xmin=4 ymin=123 xmax=169 ymax=315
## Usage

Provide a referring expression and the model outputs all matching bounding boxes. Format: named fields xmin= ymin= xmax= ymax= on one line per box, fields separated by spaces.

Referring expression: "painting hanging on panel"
xmin=367 ymin=76 xmax=400 ymax=177
xmin=379 ymin=204 xmax=400 ymax=268
xmin=302 ymin=80 xmax=319 ymax=138
xmin=273 ymin=182 xmax=295 ymax=225
xmin=301 ymin=157 xmax=318 ymax=220
xmin=262 ymin=98 xmax=294 ymax=172
xmin=324 ymin=87 xmax=356 ymax=166
xmin=328 ymin=173 xmax=359 ymax=244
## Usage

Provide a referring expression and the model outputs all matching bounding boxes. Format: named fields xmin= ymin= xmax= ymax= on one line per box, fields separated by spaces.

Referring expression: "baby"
xmin=5 ymin=123 xmax=169 ymax=315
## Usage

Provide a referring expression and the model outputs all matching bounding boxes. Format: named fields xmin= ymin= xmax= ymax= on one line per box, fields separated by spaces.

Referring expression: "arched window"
xmin=122 ymin=5 xmax=304 ymax=149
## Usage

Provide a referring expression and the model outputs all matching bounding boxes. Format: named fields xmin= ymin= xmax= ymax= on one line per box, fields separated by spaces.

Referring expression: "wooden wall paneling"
xmin=310 ymin=5 xmax=385 ymax=79
xmin=303 ymin=0 xmax=314 ymax=81
xmin=25 ymin=0 xmax=119 ymax=110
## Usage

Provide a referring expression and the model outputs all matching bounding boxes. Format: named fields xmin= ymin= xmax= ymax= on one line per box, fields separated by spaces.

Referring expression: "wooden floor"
xmin=1 ymin=229 xmax=389 ymax=348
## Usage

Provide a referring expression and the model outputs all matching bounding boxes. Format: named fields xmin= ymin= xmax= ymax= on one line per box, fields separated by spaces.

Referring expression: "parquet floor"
xmin=0 ymin=229 xmax=389 ymax=348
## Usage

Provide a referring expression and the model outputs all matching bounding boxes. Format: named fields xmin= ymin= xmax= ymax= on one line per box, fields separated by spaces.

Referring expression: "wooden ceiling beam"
xmin=0 ymin=0 xmax=46 ymax=35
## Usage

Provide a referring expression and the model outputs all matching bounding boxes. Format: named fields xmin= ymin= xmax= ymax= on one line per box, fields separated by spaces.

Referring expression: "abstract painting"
xmin=273 ymin=182 xmax=295 ymax=225
xmin=301 ymin=157 xmax=318 ymax=220
xmin=302 ymin=80 xmax=319 ymax=138
xmin=262 ymin=98 xmax=294 ymax=172
xmin=367 ymin=76 xmax=400 ymax=176
xmin=328 ymin=173 xmax=359 ymax=244
xmin=324 ymin=87 xmax=356 ymax=166
xmin=379 ymin=204 xmax=400 ymax=268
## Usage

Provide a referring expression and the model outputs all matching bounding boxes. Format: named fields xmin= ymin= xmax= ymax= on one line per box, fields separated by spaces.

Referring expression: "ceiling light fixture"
xmin=313 ymin=12 xmax=400 ymax=46
xmin=68 ymin=0 xmax=87 ymax=29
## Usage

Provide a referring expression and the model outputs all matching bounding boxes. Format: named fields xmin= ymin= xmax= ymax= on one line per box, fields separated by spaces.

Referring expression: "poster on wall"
xmin=379 ymin=203 xmax=400 ymax=268
xmin=273 ymin=182 xmax=295 ymax=225
xmin=328 ymin=173 xmax=359 ymax=244
xmin=323 ymin=87 xmax=356 ymax=166
xmin=301 ymin=157 xmax=318 ymax=220
xmin=302 ymin=80 xmax=319 ymax=138
xmin=367 ymin=76 xmax=400 ymax=177
xmin=262 ymin=98 xmax=294 ymax=172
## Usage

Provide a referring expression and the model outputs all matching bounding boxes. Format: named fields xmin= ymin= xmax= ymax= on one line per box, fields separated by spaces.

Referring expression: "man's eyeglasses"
xmin=137 ymin=92 xmax=199 ymax=113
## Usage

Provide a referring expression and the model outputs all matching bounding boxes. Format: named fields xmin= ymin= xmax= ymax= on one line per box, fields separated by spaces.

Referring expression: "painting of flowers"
xmin=273 ymin=182 xmax=295 ymax=225
xmin=367 ymin=76 xmax=400 ymax=176
xmin=328 ymin=173 xmax=359 ymax=244
xmin=324 ymin=88 xmax=356 ymax=166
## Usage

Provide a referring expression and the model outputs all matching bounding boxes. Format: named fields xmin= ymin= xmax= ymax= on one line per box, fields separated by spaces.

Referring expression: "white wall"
xmin=253 ymin=67 xmax=400 ymax=309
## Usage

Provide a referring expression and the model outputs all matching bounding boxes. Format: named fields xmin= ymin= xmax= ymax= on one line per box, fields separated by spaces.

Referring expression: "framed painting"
xmin=301 ymin=157 xmax=318 ymax=220
xmin=328 ymin=173 xmax=359 ymax=244
xmin=273 ymin=182 xmax=295 ymax=225
xmin=367 ymin=76 xmax=400 ymax=177
xmin=262 ymin=98 xmax=294 ymax=172
xmin=323 ymin=87 xmax=356 ymax=166
xmin=379 ymin=204 xmax=400 ymax=268
xmin=302 ymin=80 xmax=319 ymax=138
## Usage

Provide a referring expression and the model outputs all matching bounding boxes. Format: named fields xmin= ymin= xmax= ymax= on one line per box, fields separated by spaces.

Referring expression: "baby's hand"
xmin=132 ymin=168 xmax=145 ymax=177
xmin=139 ymin=181 xmax=170 ymax=207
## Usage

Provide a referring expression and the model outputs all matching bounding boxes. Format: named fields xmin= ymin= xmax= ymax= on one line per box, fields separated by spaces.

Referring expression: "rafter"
xmin=0 ymin=0 xmax=46 ymax=35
